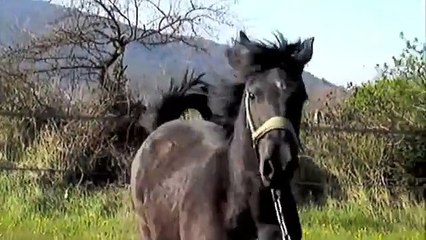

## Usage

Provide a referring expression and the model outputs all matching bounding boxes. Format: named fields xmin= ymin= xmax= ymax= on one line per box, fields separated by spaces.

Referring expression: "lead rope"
xmin=271 ymin=188 xmax=291 ymax=240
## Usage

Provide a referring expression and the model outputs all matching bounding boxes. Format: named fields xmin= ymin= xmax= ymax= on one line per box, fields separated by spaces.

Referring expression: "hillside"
xmin=0 ymin=0 xmax=347 ymax=110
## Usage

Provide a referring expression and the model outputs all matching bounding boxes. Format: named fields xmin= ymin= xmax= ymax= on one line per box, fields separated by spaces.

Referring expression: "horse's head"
xmin=226 ymin=31 xmax=313 ymax=187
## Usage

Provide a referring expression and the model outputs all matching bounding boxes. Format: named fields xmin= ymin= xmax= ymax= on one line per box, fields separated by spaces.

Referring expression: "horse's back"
xmin=131 ymin=118 xmax=226 ymax=185
xmin=130 ymin=118 xmax=228 ymax=240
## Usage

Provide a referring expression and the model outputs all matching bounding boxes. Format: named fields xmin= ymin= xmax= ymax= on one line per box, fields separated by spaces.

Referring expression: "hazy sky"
xmin=219 ymin=0 xmax=425 ymax=86
xmin=52 ymin=0 xmax=425 ymax=86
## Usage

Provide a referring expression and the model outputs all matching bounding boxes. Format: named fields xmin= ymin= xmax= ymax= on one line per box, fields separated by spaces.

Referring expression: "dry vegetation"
xmin=0 ymin=0 xmax=424 ymax=239
xmin=0 ymin=0 xmax=237 ymax=185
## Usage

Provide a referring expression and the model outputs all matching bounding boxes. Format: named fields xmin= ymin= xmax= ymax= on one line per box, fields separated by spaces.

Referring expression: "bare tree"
xmin=0 ymin=0 xmax=238 ymax=184
xmin=0 ymin=0 xmax=239 ymax=140
xmin=0 ymin=0 xmax=238 ymax=111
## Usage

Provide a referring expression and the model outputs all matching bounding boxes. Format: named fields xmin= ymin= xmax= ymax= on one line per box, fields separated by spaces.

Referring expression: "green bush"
xmin=344 ymin=33 xmax=424 ymax=188
xmin=299 ymin=33 xmax=425 ymax=205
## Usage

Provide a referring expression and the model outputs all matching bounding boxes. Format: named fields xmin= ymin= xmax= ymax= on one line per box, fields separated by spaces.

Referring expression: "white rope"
xmin=271 ymin=188 xmax=291 ymax=240
xmin=244 ymin=91 xmax=256 ymax=135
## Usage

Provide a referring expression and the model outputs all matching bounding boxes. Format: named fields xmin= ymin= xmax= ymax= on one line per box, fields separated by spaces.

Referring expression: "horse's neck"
xmin=225 ymin=104 xmax=260 ymax=223
xmin=229 ymin=103 xmax=256 ymax=178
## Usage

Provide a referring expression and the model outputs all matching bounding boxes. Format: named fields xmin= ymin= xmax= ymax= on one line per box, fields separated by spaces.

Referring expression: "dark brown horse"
xmin=130 ymin=31 xmax=314 ymax=240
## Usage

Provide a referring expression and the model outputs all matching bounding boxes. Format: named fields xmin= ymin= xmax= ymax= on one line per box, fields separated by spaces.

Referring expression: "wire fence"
xmin=0 ymin=109 xmax=424 ymax=135
xmin=2 ymin=169 xmax=423 ymax=191
xmin=1 ymin=165 xmax=423 ymax=189
xmin=0 ymin=109 xmax=424 ymax=189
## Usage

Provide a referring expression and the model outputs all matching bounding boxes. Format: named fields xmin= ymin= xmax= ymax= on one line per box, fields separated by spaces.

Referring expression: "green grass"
xmin=0 ymin=175 xmax=424 ymax=240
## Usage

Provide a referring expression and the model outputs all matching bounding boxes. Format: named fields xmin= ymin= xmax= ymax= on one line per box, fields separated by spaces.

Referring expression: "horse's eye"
xmin=248 ymin=92 xmax=255 ymax=100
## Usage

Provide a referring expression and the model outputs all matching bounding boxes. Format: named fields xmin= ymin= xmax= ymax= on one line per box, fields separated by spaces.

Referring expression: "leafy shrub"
xmin=299 ymin=33 xmax=425 ymax=204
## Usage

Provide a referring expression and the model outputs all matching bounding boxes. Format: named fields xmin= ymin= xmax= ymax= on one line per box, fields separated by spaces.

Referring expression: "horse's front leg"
xmin=257 ymin=224 xmax=281 ymax=240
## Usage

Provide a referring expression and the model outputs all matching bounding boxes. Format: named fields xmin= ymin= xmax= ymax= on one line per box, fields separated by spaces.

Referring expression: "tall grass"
xmin=0 ymin=109 xmax=424 ymax=240
xmin=0 ymin=174 xmax=424 ymax=240
xmin=0 ymin=103 xmax=423 ymax=240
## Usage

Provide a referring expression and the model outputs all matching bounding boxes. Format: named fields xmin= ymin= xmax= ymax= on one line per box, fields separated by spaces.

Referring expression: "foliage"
xmin=0 ymin=0 xmax=239 ymax=186
xmin=295 ymin=33 xmax=426 ymax=205
xmin=344 ymin=33 xmax=425 ymax=188
xmin=344 ymin=32 xmax=425 ymax=130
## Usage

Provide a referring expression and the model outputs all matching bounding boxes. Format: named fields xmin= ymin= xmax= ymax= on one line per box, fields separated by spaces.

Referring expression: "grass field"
xmin=0 ymin=175 xmax=424 ymax=240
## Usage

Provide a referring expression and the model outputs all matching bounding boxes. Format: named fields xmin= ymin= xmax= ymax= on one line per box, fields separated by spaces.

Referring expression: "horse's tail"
xmin=139 ymin=68 xmax=213 ymax=133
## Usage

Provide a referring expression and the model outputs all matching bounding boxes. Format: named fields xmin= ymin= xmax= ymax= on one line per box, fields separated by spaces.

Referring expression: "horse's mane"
xmin=204 ymin=80 xmax=245 ymax=137
xmin=239 ymin=31 xmax=309 ymax=73
xmin=253 ymin=31 xmax=302 ymax=53
xmin=140 ymin=69 xmax=212 ymax=131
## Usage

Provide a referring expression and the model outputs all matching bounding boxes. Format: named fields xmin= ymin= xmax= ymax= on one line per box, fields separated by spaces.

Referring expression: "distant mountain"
xmin=0 ymin=0 xmax=347 ymax=110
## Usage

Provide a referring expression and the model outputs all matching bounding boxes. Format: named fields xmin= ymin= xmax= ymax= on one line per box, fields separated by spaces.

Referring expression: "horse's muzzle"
xmin=258 ymin=137 xmax=292 ymax=187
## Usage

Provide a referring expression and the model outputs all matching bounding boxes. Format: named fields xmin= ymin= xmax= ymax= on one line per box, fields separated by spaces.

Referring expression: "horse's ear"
xmin=239 ymin=31 xmax=251 ymax=45
xmin=225 ymin=30 xmax=254 ymax=70
xmin=225 ymin=44 xmax=251 ymax=70
xmin=293 ymin=37 xmax=315 ymax=65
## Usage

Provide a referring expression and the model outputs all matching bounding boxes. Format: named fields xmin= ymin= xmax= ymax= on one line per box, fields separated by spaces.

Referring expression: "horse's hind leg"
xmin=135 ymin=215 xmax=151 ymax=240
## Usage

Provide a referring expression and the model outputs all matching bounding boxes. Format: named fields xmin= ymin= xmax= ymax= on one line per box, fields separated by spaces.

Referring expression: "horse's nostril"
xmin=263 ymin=159 xmax=274 ymax=176
xmin=262 ymin=159 xmax=275 ymax=185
